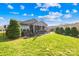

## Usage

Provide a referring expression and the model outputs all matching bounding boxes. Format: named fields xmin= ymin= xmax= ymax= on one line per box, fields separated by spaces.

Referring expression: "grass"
xmin=0 ymin=32 xmax=79 ymax=56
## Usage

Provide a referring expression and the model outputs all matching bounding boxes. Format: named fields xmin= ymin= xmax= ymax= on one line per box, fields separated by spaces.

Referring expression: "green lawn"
xmin=0 ymin=32 xmax=79 ymax=56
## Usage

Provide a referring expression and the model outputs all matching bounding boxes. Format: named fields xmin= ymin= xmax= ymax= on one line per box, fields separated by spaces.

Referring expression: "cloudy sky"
xmin=0 ymin=3 xmax=79 ymax=26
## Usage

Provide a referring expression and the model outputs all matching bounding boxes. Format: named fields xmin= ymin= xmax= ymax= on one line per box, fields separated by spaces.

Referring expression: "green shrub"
xmin=59 ymin=27 xmax=64 ymax=34
xmin=55 ymin=27 xmax=60 ymax=34
xmin=71 ymin=27 xmax=79 ymax=37
xmin=6 ymin=19 xmax=21 ymax=39
xmin=65 ymin=27 xmax=71 ymax=35
xmin=55 ymin=27 xmax=64 ymax=34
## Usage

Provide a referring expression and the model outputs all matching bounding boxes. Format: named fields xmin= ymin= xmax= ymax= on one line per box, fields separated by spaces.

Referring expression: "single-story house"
xmin=20 ymin=19 xmax=48 ymax=34
xmin=0 ymin=26 xmax=6 ymax=32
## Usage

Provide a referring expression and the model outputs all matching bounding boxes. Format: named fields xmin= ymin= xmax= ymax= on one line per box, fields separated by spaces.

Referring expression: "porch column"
xmin=33 ymin=25 xmax=35 ymax=33
xmin=41 ymin=26 xmax=43 ymax=30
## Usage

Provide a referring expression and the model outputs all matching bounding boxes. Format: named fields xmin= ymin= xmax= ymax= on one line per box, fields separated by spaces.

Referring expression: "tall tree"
xmin=6 ymin=19 xmax=21 ymax=39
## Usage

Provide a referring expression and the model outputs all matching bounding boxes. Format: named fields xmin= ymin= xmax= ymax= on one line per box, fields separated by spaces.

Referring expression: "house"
xmin=0 ymin=26 xmax=6 ymax=32
xmin=48 ymin=22 xmax=79 ymax=32
xmin=20 ymin=19 xmax=48 ymax=34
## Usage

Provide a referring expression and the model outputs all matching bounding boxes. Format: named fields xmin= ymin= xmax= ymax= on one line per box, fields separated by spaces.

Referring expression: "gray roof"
xmin=20 ymin=19 xmax=47 ymax=26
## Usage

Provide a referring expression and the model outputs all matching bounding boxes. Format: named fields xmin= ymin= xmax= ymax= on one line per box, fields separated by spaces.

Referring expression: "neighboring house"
xmin=0 ymin=26 xmax=5 ymax=32
xmin=20 ymin=19 xmax=48 ymax=34
xmin=57 ymin=22 xmax=79 ymax=30
xmin=48 ymin=22 xmax=79 ymax=32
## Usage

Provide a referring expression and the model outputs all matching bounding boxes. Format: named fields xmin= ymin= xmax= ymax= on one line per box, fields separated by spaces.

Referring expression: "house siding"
xmin=20 ymin=25 xmax=30 ymax=31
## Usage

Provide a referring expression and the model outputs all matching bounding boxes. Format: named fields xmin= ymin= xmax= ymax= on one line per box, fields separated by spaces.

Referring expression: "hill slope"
xmin=0 ymin=32 xmax=79 ymax=56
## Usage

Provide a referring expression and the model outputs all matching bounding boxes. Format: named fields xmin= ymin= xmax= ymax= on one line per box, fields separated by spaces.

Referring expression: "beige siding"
xmin=20 ymin=25 xmax=30 ymax=30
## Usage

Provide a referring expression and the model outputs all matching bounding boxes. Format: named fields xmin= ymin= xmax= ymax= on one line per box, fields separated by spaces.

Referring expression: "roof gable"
xmin=21 ymin=19 xmax=38 ymax=25
xmin=20 ymin=19 xmax=47 ymax=26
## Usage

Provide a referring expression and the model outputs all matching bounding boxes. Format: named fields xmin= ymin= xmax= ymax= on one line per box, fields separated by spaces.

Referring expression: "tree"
xmin=71 ymin=27 xmax=79 ymax=37
xmin=6 ymin=19 xmax=21 ymax=39
xmin=65 ymin=27 xmax=71 ymax=35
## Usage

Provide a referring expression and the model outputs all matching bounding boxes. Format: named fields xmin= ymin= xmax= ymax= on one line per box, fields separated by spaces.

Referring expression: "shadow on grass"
xmin=32 ymin=33 xmax=45 ymax=41
xmin=0 ymin=32 xmax=47 ymax=42
xmin=23 ymin=32 xmax=44 ymax=41
xmin=32 ymin=35 xmax=38 ymax=41
xmin=0 ymin=34 xmax=17 ymax=42
xmin=57 ymin=33 xmax=79 ymax=38
xmin=0 ymin=34 xmax=41 ymax=42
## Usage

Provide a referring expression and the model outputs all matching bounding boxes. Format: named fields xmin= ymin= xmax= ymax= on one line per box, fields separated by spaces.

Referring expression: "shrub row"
xmin=55 ymin=27 xmax=79 ymax=37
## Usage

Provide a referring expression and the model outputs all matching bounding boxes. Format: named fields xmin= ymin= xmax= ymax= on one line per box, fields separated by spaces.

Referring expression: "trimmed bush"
xmin=21 ymin=29 xmax=26 ymax=37
xmin=55 ymin=27 xmax=64 ymax=34
xmin=55 ymin=26 xmax=79 ymax=37
xmin=65 ymin=27 xmax=71 ymax=35
xmin=71 ymin=27 xmax=79 ymax=37
xmin=55 ymin=27 xmax=60 ymax=34
xmin=6 ymin=19 xmax=21 ymax=39
xmin=59 ymin=27 xmax=64 ymax=34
